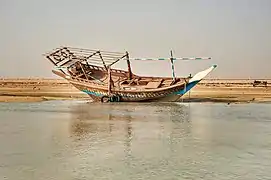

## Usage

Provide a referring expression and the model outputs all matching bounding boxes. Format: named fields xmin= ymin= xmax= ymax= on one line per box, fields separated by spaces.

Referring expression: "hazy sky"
xmin=1 ymin=0 xmax=271 ymax=78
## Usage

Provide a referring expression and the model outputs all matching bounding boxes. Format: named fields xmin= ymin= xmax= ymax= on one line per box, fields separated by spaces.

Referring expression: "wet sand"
xmin=0 ymin=78 xmax=271 ymax=103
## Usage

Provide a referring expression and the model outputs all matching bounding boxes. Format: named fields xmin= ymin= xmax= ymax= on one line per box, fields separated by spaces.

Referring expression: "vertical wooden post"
xmin=108 ymin=66 xmax=112 ymax=95
xmin=126 ymin=51 xmax=132 ymax=80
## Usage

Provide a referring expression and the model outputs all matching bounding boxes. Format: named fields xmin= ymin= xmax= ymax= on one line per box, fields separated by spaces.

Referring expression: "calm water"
xmin=0 ymin=101 xmax=271 ymax=180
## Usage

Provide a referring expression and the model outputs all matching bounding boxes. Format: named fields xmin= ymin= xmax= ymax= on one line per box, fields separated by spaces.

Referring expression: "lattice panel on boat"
xmin=45 ymin=47 xmax=127 ymax=68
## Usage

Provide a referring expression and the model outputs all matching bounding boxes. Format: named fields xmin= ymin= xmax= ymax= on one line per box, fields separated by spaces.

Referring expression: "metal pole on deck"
xmin=170 ymin=50 xmax=176 ymax=81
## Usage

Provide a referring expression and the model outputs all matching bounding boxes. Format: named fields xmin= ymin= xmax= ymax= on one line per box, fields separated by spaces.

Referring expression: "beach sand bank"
xmin=1 ymin=79 xmax=271 ymax=103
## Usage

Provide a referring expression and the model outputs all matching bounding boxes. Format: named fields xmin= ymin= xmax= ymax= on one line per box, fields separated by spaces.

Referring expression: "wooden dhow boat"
xmin=44 ymin=47 xmax=217 ymax=102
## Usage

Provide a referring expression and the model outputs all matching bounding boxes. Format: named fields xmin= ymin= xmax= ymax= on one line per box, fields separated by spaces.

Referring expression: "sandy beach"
xmin=0 ymin=78 xmax=271 ymax=103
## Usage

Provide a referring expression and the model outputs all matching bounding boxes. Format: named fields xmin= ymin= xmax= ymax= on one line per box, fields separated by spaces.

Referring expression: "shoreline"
xmin=1 ymin=79 xmax=271 ymax=103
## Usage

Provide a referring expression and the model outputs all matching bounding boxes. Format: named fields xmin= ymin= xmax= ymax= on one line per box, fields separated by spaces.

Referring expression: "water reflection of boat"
xmin=44 ymin=47 xmax=216 ymax=102
xmin=68 ymin=102 xmax=192 ymax=160
xmin=69 ymin=102 xmax=191 ymax=137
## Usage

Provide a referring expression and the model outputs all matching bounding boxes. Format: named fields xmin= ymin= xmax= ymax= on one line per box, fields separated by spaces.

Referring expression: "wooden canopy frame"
xmin=44 ymin=46 xmax=133 ymax=79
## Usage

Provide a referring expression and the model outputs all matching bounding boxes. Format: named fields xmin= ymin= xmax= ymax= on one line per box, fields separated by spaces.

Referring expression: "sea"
xmin=0 ymin=100 xmax=271 ymax=180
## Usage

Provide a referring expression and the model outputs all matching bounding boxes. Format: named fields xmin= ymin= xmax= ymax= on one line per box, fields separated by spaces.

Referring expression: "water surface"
xmin=0 ymin=101 xmax=271 ymax=180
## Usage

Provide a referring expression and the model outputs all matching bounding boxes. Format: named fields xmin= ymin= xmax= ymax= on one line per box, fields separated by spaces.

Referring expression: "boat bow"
xmin=176 ymin=64 xmax=217 ymax=95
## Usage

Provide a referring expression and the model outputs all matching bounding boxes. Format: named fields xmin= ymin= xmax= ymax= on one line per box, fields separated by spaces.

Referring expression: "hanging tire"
xmin=101 ymin=96 xmax=110 ymax=103
xmin=101 ymin=94 xmax=121 ymax=103
xmin=114 ymin=94 xmax=121 ymax=102
xmin=109 ymin=95 xmax=121 ymax=102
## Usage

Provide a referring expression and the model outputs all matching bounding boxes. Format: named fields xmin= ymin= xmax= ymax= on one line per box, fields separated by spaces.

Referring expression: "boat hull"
xmin=69 ymin=79 xmax=190 ymax=102
xmin=86 ymin=93 xmax=182 ymax=102
xmin=86 ymin=91 xmax=183 ymax=102
xmin=53 ymin=63 xmax=216 ymax=102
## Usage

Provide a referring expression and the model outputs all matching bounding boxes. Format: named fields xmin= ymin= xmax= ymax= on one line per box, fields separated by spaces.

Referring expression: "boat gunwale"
xmin=68 ymin=77 xmax=187 ymax=93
